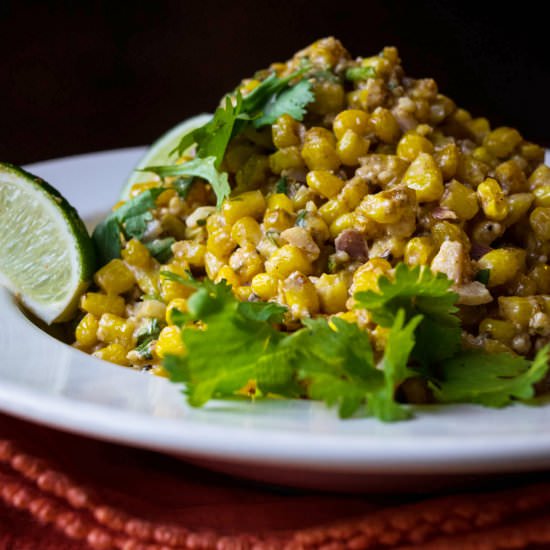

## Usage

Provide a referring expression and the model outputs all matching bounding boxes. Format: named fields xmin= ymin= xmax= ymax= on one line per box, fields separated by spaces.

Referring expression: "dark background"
xmin=0 ymin=1 xmax=548 ymax=165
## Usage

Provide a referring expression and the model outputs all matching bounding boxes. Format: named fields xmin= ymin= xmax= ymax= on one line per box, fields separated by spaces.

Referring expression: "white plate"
xmin=1 ymin=147 xmax=550 ymax=492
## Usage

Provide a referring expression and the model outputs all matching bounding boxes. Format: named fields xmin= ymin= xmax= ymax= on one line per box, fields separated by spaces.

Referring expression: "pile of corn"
xmin=73 ymin=38 xmax=550 ymax=371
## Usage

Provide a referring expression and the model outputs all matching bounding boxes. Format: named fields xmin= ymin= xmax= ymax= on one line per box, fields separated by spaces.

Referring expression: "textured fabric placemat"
xmin=2 ymin=412 xmax=550 ymax=550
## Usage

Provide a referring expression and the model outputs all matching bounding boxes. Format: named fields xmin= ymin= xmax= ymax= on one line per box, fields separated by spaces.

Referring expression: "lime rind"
xmin=0 ymin=162 xmax=96 ymax=323
xmin=120 ymin=113 xmax=212 ymax=200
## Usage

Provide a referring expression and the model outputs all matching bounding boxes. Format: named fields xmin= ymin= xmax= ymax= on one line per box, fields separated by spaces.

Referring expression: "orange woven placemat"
xmin=2 ymin=412 xmax=550 ymax=550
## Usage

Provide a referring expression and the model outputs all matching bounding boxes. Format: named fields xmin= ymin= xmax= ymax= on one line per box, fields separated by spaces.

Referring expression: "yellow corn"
xmin=272 ymin=114 xmax=302 ymax=148
xmin=465 ymin=117 xmax=490 ymax=144
xmin=172 ymin=240 xmax=206 ymax=268
xmin=129 ymin=181 xmax=158 ymax=198
xmin=528 ymin=165 xmax=550 ymax=190
xmin=534 ymin=186 xmax=550 ymax=208
xmin=396 ymin=132 xmax=434 ymax=161
xmin=329 ymin=213 xmax=356 ymax=238
xmin=222 ymin=190 xmax=266 ymax=224
xmin=332 ymin=109 xmax=370 ymax=140
xmin=301 ymin=127 xmax=340 ymax=171
xmin=160 ymin=213 xmax=187 ymax=240
xmin=477 ymin=178 xmax=508 ymax=221
xmin=401 ymin=152 xmax=444 ymax=202
xmin=318 ymin=198 xmax=349 ymax=225
xmin=440 ymin=180 xmax=479 ymax=220
xmin=404 ymin=236 xmax=436 ymax=266
xmin=93 ymin=343 xmax=130 ymax=366
xmin=369 ymin=107 xmax=400 ymax=144
xmin=494 ymin=160 xmax=527 ymax=194
xmin=306 ymin=170 xmax=345 ymax=199
xmin=97 ymin=313 xmax=135 ymax=347
xmin=155 ymin=326 xmax=185 ymax=358
xmin=251 ymin=273 xmax=279 ymax=300
xmin=267 ymin=193 xmax=294 ymax=213
xmin=224 ymin=142 xmax=256 ymax=173
xmin=265 ymin=245 xmax=312 ymax=279
xmin=75 ymin=313 xmax=99 ymax=348
xmin=122 ymin=239 xmax=151 ymax=268
xmin=229 ymin=245 xmax=264 ymax=283
xmin=530 ymin=264 xmax=550 ymax=294
xmin=215 ymin=265 xmax=240 ymax=287
xmin=235 ymin=154 xmax=270 ymax=191
xmin=230 ymin=216 xmax=263 ymax=247
xmin=498 ymin=296 xmax=535 ymax=329
xmin=336 ymin=130 xmax=370 ymax=166
xmin=309 ymin=80 xmax=345 ymax=115
xmin=94 ymin=259 xmax=135 ymax=295
xmin=351 ymin=258 xmax=392 ymax=294
xmin=339 ymin=178 xmax=368 ymax=210
xmin=483 ymin=127 xmax=522 ymax=158
xmin=433 ymin=142 xmax=459 ymax=180
xmin=358 ymin=186 xmax=416 ymax=224
xmin=530 ymin=207 xmax=550 ymax=240
xmin=269 ymin=146 xmax=305 ymax=174
xmin=80 ymin=292 xmax=126 ymax=317
xmin=160 ymin=264 xmax=194 ymax=303
xmin=314 ymin=273 xmax=349 ymax=314
xmin=477 ymin=248 xmax=526 ymax=287
xmin=281 ymin=272 xmax=320 ymax=319
xmin=504 ymin=193 xmax=534 ymax=226
xmin=431 ymin=221 xmax=470 ymax=249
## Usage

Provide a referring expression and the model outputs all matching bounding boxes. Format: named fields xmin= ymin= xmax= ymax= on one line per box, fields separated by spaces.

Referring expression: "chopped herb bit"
xmin=135 ymin=318 xmax=162 ymax=361
xmin=173 ymin=177 xmax=195 ymax=198
xmin=345 ymin=66 xmax=377 ymax=81
xmin=476 ymin=268 xmax=491 ymax=285
xmin=275 ymin=176 xmax=288 ymax=195
xmin=296 ymin=210 xmax=307 ymax=227
xmin=196 ymin=218 xmax=207 ymax=227
xmin=145 ymin=238 xmax=175 ymax=263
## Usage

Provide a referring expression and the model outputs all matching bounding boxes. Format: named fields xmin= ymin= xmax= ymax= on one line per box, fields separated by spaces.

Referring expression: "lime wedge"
xmin=0 ymin=162 xmax=96 ymax=323
xmin=120 ymin=113 xmax=212 ymax=200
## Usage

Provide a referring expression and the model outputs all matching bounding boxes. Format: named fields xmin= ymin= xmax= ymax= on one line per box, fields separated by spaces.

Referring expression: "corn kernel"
xmin=494 ymin=160 xmax=527 ymax=194
xmin=166 ymin=298 xmax=188 ymax=325
xmin=94 ymin=259 xmax=135 ymax=295
xmin=483 ymin=127 xmax=522 ymax=158
xmin=160 ymin=264 xmax=194 ymax=302
xmin=97 ymin=313 xmax=135 ymax=347
xmin=160 ymin=213 xmax=187 ymax=240
xmin=401 ymin=153 xmax=443 ymax=202
xmin=129 ymin=181 xmax=158 ymax=198
xmin=465 ymin=117 xmax=490 ymax=144
xmin=204 ymin=251 xmax=225 ymax=280
xmin=122 ymin=239 xmax=151 ymax=268
xmin=272 ymin=114 xmax=301 ymax=148
xmin=530 ymin=207 xmax=550 ymax=241
xmin=504 ymin=193 xmax=534 ymax=226
xmin=229 ymin=245 xmax=264 ymax=283
xmin=75 ymin=313 xmax=99 ymax=348
xmin=351 ymin=258 xmax=392 ymax=294
xmin=314 ymin=273 xmax=348 ymax=314
xmin=265 ymin=245 xmax=312 ymax=279
xmin=431 ymin=221 xmax=470 ymax=249
xmin=215 ymin=265 xmax=240 ymax=287
xmin=479 ymin=318 xmax=516 ymax=345
xmin=251 ymin=273 xmax=279 ymax=300
xmin=333 ymin=109 xmax=370 ymax=140
xmin=358 ymin=186 xmax=416 ymax=224
xmin=262 ymin=207 xmax=295 ymax=232
xmin=397 ymin=132 xmax=434 ymax=161
xmin=433 ymin=142 xmax=459 ymax=180
xmin=499 ymin=296 xmax=535 ymax=329
xmin=477 ymin=248 xmax=526 ymax=287
xmin=156 ymin=326 xmax=185 ymax=358
xmin=369 ymin=107 xmax=400 ymax=144
xmin=172 ymin=240 xmax=206 ymax=268
xmin=224 ymin=142 xmax=256 ymax=173
xmin=230 ymin=216 xmax=263 ymax=247
xmin=534 ymin=186 xmax=550 ymax=208
xmin=93 ymin=343 xmax=130 ymax=366
xmin=306 ymin=170 xmax=345 ymax=199
xmin=222 ymin=190 xmax=266 ymax=224
xmin=404 ymin=236 xmax=436 ymax=266
xmin=530 ymin=264 xmax=550 ymax=294
xmin=301 ymin=127 xmax=340 ymax=171
xmin=339 ymin=178 xmax=368 ymax=210
xmin=80 ymin=292 xmax=126 ymax=317
xmin=269 ymin=146 xmax=305 ymax=174
xmin=281 ymin=272 xmax=320 ymax=319
xmin=330 ymin=213 xmax=356 ymax=237
xmin=477 ymin=178 xmax=508 ymax=221
xmin=440 ymin=180 xmax=479 ymax=220
xmin=267 ymin=193 xmax=294 ymax=213
xmin=309 ymin=80 xmax=345 ymax=115
xmin=528 ymin=165 xmax=550 ymax=190
xmin=318 ymin=198 xmax=348 ymax=224
xmin=336 ymin=130 xmax=370 ymax=166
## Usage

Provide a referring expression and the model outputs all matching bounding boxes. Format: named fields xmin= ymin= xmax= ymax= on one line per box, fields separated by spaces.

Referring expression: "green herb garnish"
xmin=475 ymin=268 xmax=491 ymax=285
xmin=275 ymin=176 xmax=288 ymax=195
xmin=145 ymin=237 xmax=175 ymax=263
xmin=345 ymin=66 xmax=377 ymax=81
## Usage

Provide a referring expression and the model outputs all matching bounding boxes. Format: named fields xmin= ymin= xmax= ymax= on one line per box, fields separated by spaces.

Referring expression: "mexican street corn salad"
xmin=2 ymin=38 xmax=550 ymax=421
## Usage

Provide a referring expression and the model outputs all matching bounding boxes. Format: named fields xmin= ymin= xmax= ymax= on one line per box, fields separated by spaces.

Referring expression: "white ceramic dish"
xmin=1 ymin=147 xmax=550 ymax=492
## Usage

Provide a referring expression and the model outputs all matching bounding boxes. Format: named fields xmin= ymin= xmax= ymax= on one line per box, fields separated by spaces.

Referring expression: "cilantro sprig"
xmin=162 ymin=263 xmax=550 ymax=422
xmin=142 ymin=67 xmax=314 ymax=208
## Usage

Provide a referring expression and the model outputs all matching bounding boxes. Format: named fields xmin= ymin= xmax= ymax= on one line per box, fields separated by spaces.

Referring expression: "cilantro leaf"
xmin=253 ymin=79 xmax=314 ymax=128
xmin=432 ymin=345 xmax=550 ymax=407
xmin=293 ymin=317 xmax=382 ymax=418
xmin=143 ymin=156 xmax=230 ymax=208
xmin=367 ymin=310 xmax=421 ymax=421
xmin=345 ymin=66 xmax=377 ymax=81
xmin=355 ymin=264 xmax=461 ymax=366
xmin=275 ymin=176 xmax=288 ymax=195
xmin=164 ymin=280 xmax=298 ymax=406
xmin=145 ymin=237 xmax=175 ymax=263
xmin=475 ymin=268 xmax=491 ymax=285
xmin=134 ymin=318 xmax=162 ymax=361
xmin=92 ymin=187 xmax=164 ymax=265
